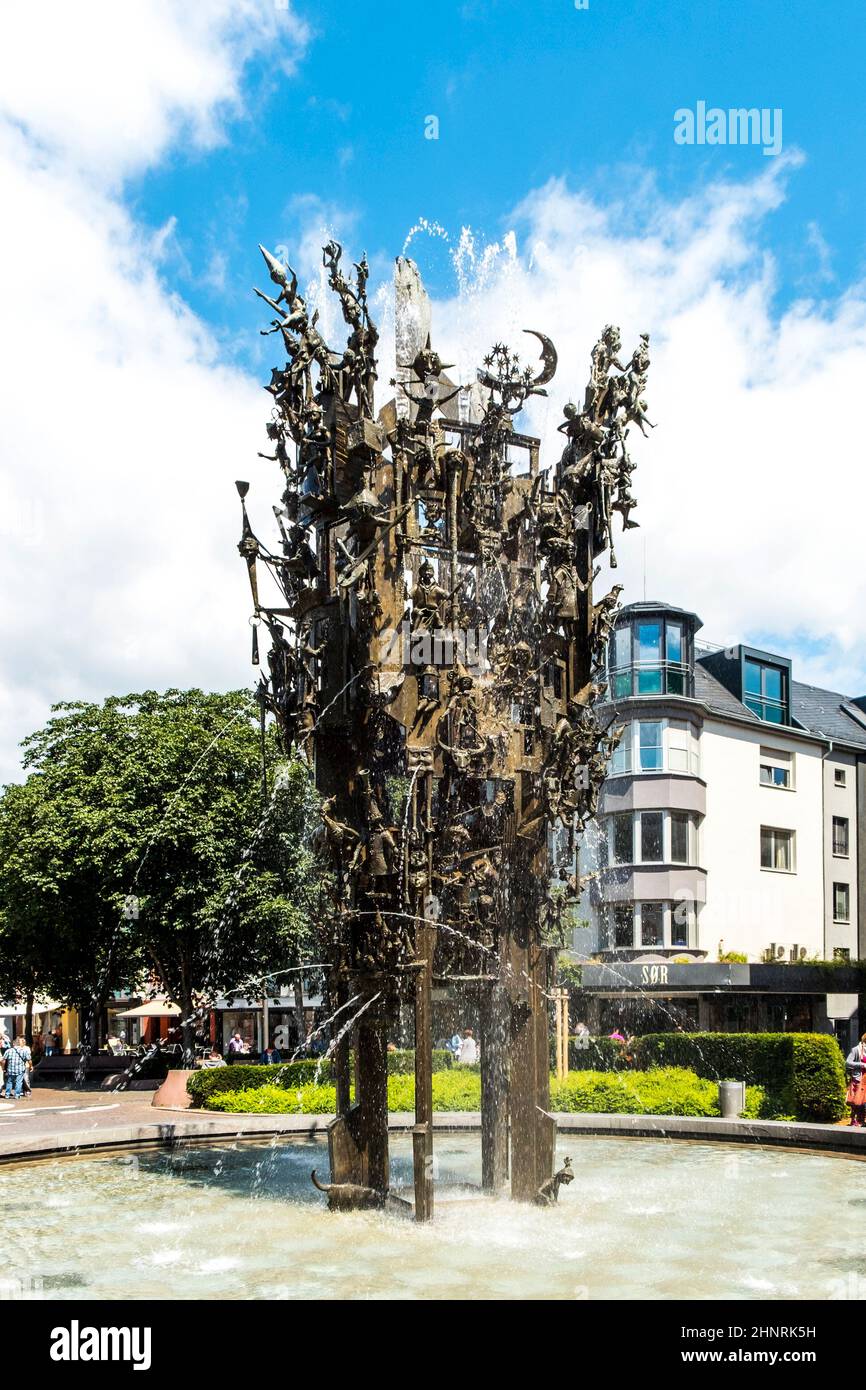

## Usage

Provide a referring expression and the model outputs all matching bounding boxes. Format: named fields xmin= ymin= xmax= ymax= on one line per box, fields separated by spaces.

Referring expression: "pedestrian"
xmin=457 ymin=1028 xmax=478 ymax=1065
xmin=226 ymin=1030 xmax=247 ymax=1061
xmin=41 ymin=1028 xmax=54 ymax=1058
xmin=846 ymin=1033 xmax=866 ymax=1126
xmin=2 ymin=1035 xmax=32 ymax=1100
xmin=449 ymin=1032 xmax=462 ymax=1056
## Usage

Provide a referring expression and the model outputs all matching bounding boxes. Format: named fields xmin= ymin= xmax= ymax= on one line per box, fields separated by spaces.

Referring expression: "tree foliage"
xmin=0 ymin=689 xmax=331 ymax=1048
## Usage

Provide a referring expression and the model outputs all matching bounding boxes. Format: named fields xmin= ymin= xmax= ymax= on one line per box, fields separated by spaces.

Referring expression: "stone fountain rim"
xmin=1 ymin=1110 xmax=866 ymax=1168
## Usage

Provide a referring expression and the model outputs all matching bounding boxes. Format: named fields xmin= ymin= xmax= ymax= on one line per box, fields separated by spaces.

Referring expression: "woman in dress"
xmin=845 ymin=1033 xmax=866 ymax=1126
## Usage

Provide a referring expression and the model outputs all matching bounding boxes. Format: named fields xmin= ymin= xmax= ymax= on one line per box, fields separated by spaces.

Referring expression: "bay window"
xmin=607 ymin=612 xmax=694 ymax=697
xmin=604 ymin=899 xmax=696 ymax=950
xmin=606 ymin=719 xmax=700 ymax=778
xmin=606 ymin=809 xmax=699 ymax=865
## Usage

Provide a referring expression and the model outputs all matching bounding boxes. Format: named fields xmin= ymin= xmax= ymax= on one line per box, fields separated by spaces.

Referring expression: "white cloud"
xmin=0 ymin=2 xmax=307 ymax=783
xmin=419 ymin=163 xmax=866 ymax=697
xmin=0 ymin=0 xmax=308 ymax=181
xmin=2 ymin=2 xmax=865 ymax=788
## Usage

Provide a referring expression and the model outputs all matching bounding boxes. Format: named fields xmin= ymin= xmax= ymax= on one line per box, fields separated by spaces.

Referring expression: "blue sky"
xmin=1 ymin=0 xmax=865 ymax=780
xmin=140 ymin=0 xmax=866 ymax=352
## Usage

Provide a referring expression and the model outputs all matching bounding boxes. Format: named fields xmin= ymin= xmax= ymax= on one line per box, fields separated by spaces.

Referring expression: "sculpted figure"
xmin=584 ymin=325 xmax=625 ymax=419
xmin=534 ymin=1157 xmax=574 ymax=1207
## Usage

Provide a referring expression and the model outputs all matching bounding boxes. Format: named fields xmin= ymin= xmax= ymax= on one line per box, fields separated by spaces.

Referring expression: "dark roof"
xmin=692 ymin=663 xmax=762 ymax=722
xmin=693 ymin=663 xmax=866 ymax=749
xmin=618 ymin=600 xmax=703 ymax=630
xmin=791 ymin=681 xmax=866 ymax=751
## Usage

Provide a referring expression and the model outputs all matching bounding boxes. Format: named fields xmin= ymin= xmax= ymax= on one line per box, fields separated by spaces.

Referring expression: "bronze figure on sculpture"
xmin=235 ymin=241 xmax=651 ymax=1215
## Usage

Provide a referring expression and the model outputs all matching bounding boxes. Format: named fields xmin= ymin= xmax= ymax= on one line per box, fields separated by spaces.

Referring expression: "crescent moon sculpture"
xmin=523 ymin=329 xmax=558 ymax=387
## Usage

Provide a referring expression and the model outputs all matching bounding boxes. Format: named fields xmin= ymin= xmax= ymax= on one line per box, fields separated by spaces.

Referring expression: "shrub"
xmin=207 ymin=1084 xmax=338 ymax=1115
xmin=386 ymin=1048 xmax=454 ymax=1074
xmin=203 ymin=1065 xmax=767 ymax=1118
xmin=204 ymin=1069 xmax=482 ymax=1115
xmin=187 ymin=1060 xmax=330 ymax=1106
xmin=791 ymin=1034 xmax=847 ymax=1122
xmin=187 ymin=1049 xmax=454 ymax=1105
xmin=567 ymin=1037 xmax=630 ymax=1071
xmin=550 ymin=1066 xmax=765 ymax=1117
xmin=634 ymin=1033 xmax=845 ymax=1122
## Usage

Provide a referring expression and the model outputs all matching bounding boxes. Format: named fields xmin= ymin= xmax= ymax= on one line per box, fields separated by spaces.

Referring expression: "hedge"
xmin=204 ymin=1070 xmax=481 ymax=1115
xmin=187 ymin=1048 xmax=454 ymax=1106
xmin=634 ymin=1032 xmax=846 ymax=1122
xmin=203 ymin=1067 xmax=766 ymax=1118
xmin=568 ymin=1037 xmax=631 ymax=1071
xmin=550 ymin=1067 xmax=766 ymax=1118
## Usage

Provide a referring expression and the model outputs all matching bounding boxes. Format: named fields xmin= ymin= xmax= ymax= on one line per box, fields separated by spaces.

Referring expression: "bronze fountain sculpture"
xmin=236 ymin=243 xmax=650 ymax=1216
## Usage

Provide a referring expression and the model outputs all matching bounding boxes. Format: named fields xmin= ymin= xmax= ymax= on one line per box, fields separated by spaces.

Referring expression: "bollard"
xmin=718 ymin=1079 xmax=745 ymax=1119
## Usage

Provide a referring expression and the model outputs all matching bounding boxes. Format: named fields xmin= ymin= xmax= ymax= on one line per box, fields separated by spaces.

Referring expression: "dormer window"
xmin=744 ymin=658 xmax=787 ymax=724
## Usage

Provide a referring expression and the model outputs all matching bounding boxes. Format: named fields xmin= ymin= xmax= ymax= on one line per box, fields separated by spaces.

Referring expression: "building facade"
xmin=574 ymin=600 xmax=866 ymax=1042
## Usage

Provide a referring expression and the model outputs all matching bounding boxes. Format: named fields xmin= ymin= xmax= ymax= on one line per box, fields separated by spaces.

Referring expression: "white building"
xmin=574 ymin=601 xmax=866 ymax=1042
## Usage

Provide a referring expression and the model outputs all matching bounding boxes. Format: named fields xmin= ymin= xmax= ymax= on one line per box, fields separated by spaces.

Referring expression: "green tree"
xmin=0 ymin=690 xmax=330 ymax=1061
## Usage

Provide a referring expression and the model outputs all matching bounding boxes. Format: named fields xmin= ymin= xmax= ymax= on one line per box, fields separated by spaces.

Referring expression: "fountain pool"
xmin=1 ymin=1134 xmax=863 ymax=1300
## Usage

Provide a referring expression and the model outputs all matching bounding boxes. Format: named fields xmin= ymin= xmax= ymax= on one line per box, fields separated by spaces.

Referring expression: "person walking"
xmin=846 ymin=1034 xmax=866 ymax=1126
xmin=2 ymin=1035 xmax=32 ymax=1100
xmin=457 ymin=1028 xmax=478 ymax=1065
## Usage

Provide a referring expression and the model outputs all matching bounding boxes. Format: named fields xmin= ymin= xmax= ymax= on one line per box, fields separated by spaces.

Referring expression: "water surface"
xmin=1 ymin=1135 xmax=862 ymax=1300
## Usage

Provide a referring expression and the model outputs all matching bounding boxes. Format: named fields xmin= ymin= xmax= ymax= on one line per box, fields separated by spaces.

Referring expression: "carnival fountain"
xmin=233 ymin=241 xmax=648 ymax=1214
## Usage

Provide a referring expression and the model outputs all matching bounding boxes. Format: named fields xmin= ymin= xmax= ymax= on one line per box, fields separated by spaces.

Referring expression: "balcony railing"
xmin=609 ymin=660 xmax=693 ymax=699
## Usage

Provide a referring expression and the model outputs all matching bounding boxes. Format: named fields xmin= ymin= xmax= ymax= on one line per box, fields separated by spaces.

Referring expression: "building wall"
xmin=698 ymin=718 xmax=824 ymax=959
xmin=823 ymin=749 xmax=859 ymax=958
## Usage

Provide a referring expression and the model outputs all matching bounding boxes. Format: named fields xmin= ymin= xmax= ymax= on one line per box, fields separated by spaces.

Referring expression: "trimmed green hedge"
xmin=189 ymin=1034 xmax=845 ymax=1121
xmin=204 ymin=1070 xmax=481 ymax=1115
xmin=187 ymin=1048 xmax=454 ymax=1106
xmin=568 ymin=1037 xmax=631 ymax=1071
xmin=203 ymin=1066 xmax=765 ymax=1118
xmin=634 ymin=1032 xmax=845 ymax=1121
xmin=187 ymin=1060 xmax=329 ymax=1106
xmin=550 ymin=1067 xmax=766 ymax=1118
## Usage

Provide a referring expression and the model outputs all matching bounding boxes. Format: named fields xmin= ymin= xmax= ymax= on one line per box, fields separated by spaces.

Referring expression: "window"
xmin=671 ymin=896 xmax=692 ymax=947
xmin=605 ymin=900 xmax=697 ymax=951
xmin=835 ymin=768 xmax=847 ymax=788
xmin=667 ymin=721 xmax=690 ymax=773
xmin=611 ymin=628 xmax=632 ymax=698
xmin=639 ymin=902 xmax=664 ymax=947
xmin=760 ymin=747 xmax=793 ymax=789
xmin=607 ymin=614 xmax=693 ymax=698
xmin=638 ymin=721 xmax=664 ymax=771
xmin=636 ymin=622 xmax=663 ymax=694
xmin=670 ymin=812 xmax=689 ymax=864
xmin=744 ymin=658 xmax=787 ymax=724
xmin=760 ymin=826 xmax=795 ymax=872
xmin=834 ymin=883 xmax=851 ymax=923
xmin=833 ymin=816 xmax=850 ymax=857
xmin=612 ymin=904 xmax=633 ymax=948
xmin=834 ymin=947 xmax=851 ymax=962
xmin=665 ymin=623 xmax=686 ymax=693
xmin=609 ymin=725 xmax=632 ymax=775
xmin=611 ymin=813 xmax=634 ymax=865
xmin=639 ymin=811 xmax=664 ymax=862
xmin=608 ymin=720 xmax=700 ymax=778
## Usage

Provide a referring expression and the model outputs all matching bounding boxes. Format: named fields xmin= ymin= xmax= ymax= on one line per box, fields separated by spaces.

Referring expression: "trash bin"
xmin=718 ymin=1079 xmax=745 ymax=1118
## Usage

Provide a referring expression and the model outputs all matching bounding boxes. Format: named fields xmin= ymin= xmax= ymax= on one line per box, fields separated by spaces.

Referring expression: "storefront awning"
xmin=115 ymin=999 xmax=182 ymax=1019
